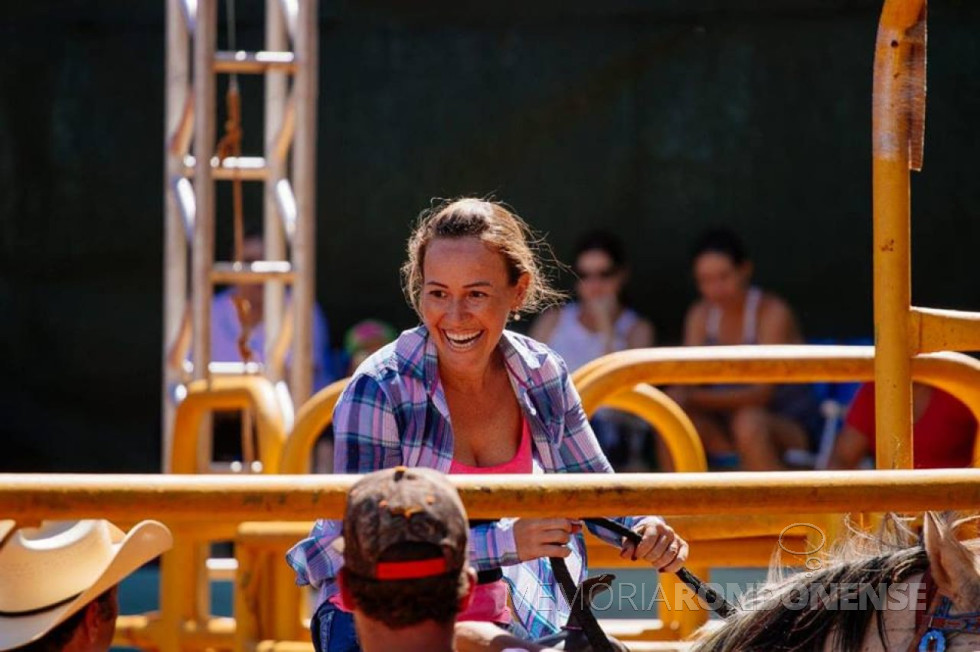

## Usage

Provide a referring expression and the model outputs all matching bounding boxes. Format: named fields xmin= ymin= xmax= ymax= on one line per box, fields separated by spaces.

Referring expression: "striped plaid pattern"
xmin=286 ymin=326 xmax=647 ymax=638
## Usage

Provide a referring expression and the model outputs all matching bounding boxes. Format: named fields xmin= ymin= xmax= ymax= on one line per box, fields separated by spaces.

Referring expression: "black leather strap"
xmin=584 ymin=516 xmax=737 ymax=618
xmin=550 ymin=556 xmax=615 ymax=652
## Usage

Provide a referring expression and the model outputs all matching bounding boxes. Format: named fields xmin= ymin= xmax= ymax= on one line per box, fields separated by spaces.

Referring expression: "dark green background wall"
xmin=1 ymin=1 xmax=978 ymax=471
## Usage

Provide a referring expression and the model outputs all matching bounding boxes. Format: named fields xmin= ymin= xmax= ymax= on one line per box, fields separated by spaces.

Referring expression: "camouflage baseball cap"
xmin=343 ymin=467 xmax=468 ymax=581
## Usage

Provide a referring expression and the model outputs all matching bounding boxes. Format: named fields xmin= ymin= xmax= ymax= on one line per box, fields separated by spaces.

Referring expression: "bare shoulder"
xmin=758 ymin=292 xmax=802 ymax=341
xmin=758 ymin=293 xmax=796 ymax=321
xmin=683 ymin=299 xmax=711 ymax=330
xmin=685 ymin=299 xmax=709 ymax=323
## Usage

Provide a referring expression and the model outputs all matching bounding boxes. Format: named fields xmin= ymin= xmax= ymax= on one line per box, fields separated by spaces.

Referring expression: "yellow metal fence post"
xmin=871 ymin=0 xmax=927 ymax=469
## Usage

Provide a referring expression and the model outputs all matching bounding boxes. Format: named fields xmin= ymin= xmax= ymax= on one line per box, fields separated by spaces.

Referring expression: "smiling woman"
xmin=286 ymin=198 xmax=689 ymax=651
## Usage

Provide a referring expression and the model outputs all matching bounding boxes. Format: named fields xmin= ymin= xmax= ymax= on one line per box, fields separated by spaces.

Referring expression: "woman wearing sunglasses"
xmin=530 ymin=231 xmax=655 ymax=469
xmin=531 ymin=230 xmax=654 ymax=370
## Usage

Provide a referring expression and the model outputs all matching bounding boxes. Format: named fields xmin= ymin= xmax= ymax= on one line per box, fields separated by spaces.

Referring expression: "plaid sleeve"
xmin=334 ymin=373 xmax=404 ymax=473
xmin=468 ymin=518 xmax=521 ymax=571
xmin=285 ymin=517 xmax=344 ymax=589
xmin=285 ymin=373 xmax=403 ymax=589
xmin=555 ymin=362 xmax=645 ymax=544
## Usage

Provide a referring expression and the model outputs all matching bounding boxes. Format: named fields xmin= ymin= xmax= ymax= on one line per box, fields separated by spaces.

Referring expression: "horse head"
xmin=691 ymin=512 xmax=980 ymax=652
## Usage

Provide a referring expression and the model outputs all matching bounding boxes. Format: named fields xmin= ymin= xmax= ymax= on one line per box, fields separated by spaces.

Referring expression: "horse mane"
xmin=692 ymin=512 xmax=979 ymax=652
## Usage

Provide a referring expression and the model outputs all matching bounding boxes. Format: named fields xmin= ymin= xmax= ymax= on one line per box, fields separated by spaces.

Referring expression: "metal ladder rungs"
xmin=183 ymin=155 xmax=268 ymax=180
xmin=211 ymin=261 xmax=295 ymax=284
xmin=214 ymin=50 xmax=297 ymax=74
xmin=178 ymin=360 xmax=267 ymax=378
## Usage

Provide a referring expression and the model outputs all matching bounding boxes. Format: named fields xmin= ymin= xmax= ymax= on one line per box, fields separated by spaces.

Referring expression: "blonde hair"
xmin=401 ymin=198 xmax=564 ymax=318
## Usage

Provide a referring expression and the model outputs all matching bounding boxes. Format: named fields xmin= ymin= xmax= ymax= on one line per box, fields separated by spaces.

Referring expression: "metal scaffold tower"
xmin=163 ymin=0 xmax=318 ymax=472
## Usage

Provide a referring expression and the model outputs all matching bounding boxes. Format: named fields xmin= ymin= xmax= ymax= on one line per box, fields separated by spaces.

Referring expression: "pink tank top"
xmin=449 ymin=416 xmax=533 ymax=474
xmin=449 ymin=416 xmax=533 ymax=624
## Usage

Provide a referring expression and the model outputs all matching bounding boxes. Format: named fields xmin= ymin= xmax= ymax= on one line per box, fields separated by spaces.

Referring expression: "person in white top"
xmin=531 ymin=231 xmax=655 ymax=469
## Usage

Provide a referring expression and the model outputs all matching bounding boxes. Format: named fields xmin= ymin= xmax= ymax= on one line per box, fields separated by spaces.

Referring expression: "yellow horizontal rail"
xmin=573 ymin=345 xmax=876 ymax=397
xmin=2 ymin=470 xmax=978 ymax=521
xmin=910 ymin=307 xmax=980 ymax=354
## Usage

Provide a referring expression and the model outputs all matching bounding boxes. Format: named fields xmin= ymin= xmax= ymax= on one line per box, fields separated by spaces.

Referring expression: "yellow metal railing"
xmin=4 ymin=471 xmax=979 ymax=521
xmin=5 ymin=470 xmax=980 ymax=650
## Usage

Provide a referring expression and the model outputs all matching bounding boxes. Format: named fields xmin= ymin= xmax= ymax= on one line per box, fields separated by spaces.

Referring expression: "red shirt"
xmin=845 ymin=384 xmax=977 ymax=469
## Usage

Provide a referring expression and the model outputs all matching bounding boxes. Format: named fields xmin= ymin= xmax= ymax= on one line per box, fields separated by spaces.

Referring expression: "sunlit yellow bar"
xmin=2 ymin=471 xmax=978 ymax=521
xmin=910 ymin=307 xmax=980 ymax=354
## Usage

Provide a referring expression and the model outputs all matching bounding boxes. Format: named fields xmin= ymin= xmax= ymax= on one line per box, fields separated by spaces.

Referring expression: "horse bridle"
xmin=543 ymin=517 xmax=738 ymax=652
xmin=911 ymin=568 xmax=980 ymax=652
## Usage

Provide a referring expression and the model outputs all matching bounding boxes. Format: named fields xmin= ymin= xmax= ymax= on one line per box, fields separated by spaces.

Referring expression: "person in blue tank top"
xmin=671 ymin=228 xmax=821 ymax=471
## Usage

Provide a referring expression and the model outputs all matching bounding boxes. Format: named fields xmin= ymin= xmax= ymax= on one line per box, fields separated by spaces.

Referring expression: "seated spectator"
xmin=531 ymin=231 xmax=656 ymax=470
xmin=211 ymin=233 xmax=334 ymax=391
xmin=829 ymin=382 xmax=977 ymax=469
xmin=0 ymin=519 xmax=172 ymax=652
xmin=334 ymin=466 xmax=556 ymax=652
xmin=673 ymin=228 xmax=821 ymax=471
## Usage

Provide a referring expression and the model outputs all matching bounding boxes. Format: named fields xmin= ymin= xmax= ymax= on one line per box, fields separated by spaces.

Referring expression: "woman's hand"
xmin=513 ymin=518 xmax=582 ymax=561
xmin=619 ymin=517 xmax=688 ymax=572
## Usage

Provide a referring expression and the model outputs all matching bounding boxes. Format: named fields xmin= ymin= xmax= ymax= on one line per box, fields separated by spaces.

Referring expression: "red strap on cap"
xmin=374 ymin=558 xmax=449 ymax=580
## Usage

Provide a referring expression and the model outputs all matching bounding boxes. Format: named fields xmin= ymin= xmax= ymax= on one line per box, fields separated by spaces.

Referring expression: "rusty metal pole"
xmin=871 ymin=0 xmax=926 ymax=469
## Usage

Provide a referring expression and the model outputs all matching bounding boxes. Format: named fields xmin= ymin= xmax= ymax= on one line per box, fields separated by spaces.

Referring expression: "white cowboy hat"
xmin=0 ymin=519 xmax=172 ymax=651
xmin=0 ymin=521 xmax=13 ymax=546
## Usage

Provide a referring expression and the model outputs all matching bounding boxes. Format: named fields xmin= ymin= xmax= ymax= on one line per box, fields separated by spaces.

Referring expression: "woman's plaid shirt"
xmin=286 ymin=326 xmax=650 ymax=638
